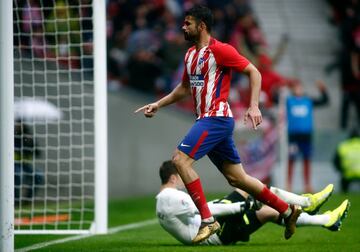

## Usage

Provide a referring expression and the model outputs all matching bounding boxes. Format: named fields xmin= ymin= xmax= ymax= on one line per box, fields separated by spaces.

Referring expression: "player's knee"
xmin=225 ymin=173 xmax=247 ymax=189
xmin=226 ymin=176 xmax=240 ymax=188
xmin=172 ymin=149 xmax=191 ymax=169
xmin=222 ymin=163 xmax=248 ymax=188
xmin=172 ymin=149 xmax=182 ymax=167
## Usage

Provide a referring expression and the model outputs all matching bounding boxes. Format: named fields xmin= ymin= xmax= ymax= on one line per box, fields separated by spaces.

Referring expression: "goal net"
xmin=13 ymin=0 xmax=107 ymax=234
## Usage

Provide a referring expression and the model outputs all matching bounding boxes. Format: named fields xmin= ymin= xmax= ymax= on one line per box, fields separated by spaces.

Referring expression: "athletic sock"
xmin=290 ymin=212 xmax=330 ymax=226
xmin=185 ymin=178 xmax=213 ymax=221
xmin=256 ymin=186 xmax=290 ymax=216
xmin=270 ymin=186 xmax=311 ymax=207
xmin=207 ymin=201 xmax=245 ymax=216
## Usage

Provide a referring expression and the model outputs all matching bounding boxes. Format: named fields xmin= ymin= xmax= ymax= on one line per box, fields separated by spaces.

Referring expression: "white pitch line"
xmin=16 ymin=218 xmax=158 ymax=252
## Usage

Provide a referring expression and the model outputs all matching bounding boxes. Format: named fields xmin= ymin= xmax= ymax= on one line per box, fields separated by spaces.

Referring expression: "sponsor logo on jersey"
xmin=190 ymin=74 xmax=204 ymax=87
xmin=291 ymin=105 xmax=309 ymax=117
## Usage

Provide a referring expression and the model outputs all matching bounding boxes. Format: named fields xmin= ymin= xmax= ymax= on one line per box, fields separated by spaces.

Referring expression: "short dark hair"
xmin=185 ymin=5 xmax=213 ymax=32
xmin=159 ymin=160 xmax=178 ymax=184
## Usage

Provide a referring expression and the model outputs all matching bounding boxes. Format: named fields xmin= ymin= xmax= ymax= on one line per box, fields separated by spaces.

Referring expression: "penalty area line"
xmin=16 ymin=218 xmax=158 ymax=252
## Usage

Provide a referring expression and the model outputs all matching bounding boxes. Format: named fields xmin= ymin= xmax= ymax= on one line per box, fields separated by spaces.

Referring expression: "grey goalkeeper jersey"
xmin=155 ymin=188 xmax=243 ymax=245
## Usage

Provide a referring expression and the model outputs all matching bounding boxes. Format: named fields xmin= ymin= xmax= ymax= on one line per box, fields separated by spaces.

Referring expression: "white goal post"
xmin=7 ymin=0 xmax=107 ymax=236
xmin=1 ymin=0 xmax=15 ymax=250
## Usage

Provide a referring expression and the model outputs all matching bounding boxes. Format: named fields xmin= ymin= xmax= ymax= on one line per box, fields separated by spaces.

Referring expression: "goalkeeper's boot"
xmin=323 ymin=199 xmax=350 ymax=231
xmin=302 ymin=184 xmax=334 ymax=215
xmin=192 ymin=220 xmax=220 ymax=244
xmin=284 ymin=204 xmax=302 ymax=240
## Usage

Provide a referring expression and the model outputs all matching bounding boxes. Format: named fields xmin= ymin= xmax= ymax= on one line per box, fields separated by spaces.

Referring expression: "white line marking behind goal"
xmin=16 ymin=218 xmax=158 ymax=252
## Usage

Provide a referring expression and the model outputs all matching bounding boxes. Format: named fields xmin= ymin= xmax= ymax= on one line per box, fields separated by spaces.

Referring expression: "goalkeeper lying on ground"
xmin=156 ymin=160 xmax=350 ymax=245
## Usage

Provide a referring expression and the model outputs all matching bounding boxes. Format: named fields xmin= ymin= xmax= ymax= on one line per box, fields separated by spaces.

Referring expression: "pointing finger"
xmin=244 ymin=112 xmax=248 ymax=125
xmin=251 ymin=116 xmax=257 ymax=130
xmin=134 ymin=105 xmax=148 ymax=113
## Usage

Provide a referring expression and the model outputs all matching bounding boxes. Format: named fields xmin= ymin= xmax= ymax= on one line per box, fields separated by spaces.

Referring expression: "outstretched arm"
xmin=134 ymin=81 xmax=191 ymax=117
xmin=311 ymin=80 xmax=329 ymax=107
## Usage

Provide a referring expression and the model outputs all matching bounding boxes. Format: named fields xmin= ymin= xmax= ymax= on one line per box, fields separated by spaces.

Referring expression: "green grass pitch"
xmin=15 ymin=193 xmax=360 ymax=251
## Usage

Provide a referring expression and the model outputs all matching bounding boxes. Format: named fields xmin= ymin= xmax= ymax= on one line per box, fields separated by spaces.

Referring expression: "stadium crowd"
xmin=13 ymin=0 xmax=329 ymax=110
xmin=14 ymin=0 xmax=93 ymax=69
xmin=105 ymin=0 xmax=281 ymax=102
xmin=15 ymin=0 xmax=281 ymax=109
xmin=14 ymin=0 xmax=360 ymax=119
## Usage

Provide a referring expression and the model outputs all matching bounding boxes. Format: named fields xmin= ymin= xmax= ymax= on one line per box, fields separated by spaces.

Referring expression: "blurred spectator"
xmin=211 ymin=7 xmax=228 ymax=41
xmin=346 ymin=19 xmax=360 ymax=127
xmin=286 ymin=80 xmax=329 ymax=193
xmin=257 ymin=53 xmax=294 ymax=108
xmin=326 ymin=0 xmax=359 ymax=25
xmin=14 ymin=123 xmax=43 ymax=206
xmin=339 ymin=4 xmax=360 ymax=129
xmin=126 ymin=28 xmax=161 ymax=56
xmin=45 ymin=0 xmax=81 ymax=68
xmin=333 ymin=129 xmax=360 ymax=192
xmin=229 ymin=10 xmax=267 ymax=63
xmin=79 ymin=0 xmax=94 ymax=71
xmin=82 ymin=39 xmax=94 ymax=73
xmin=21 ymin=0 xmax=43 ymax=51
xmin=157 ymin=8 xmax=188 ymax=93
xmin=326 ymin=0 xmax=360 ymax=129
xmin=30 ymin=26 xmax=48 ymax=58
xmin=79 ymin=0 xmax=93 ymax=42
xmin=107 ymin=24 xmax=132 ymax=89
xmin=127 ymin=49 xmax=163 ymax=93
xmin=124 ymin=4 xmax=164 ymax=93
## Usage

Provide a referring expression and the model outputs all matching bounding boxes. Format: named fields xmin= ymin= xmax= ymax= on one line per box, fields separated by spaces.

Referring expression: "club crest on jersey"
xmin=198 ymin=57 xmax=205 ymax=68
xmin=190 ymin=74 xmax=204 ymax=87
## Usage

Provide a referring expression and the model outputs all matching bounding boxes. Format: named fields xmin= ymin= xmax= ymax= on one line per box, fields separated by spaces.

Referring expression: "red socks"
xmin=185 ymin=178 xmax=212 ymax=220
xmin=256 ymin=186 xmax=289 ymax=214
xmin=186 ymin=180 xmax=289 ymax=218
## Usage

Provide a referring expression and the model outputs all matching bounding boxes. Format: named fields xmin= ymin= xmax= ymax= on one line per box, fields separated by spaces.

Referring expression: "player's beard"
xmin=183 ymin=30 xmax=199 ymax=43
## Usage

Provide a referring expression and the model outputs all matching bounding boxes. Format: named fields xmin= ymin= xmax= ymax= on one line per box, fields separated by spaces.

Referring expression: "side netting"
xmin=13 ymin=0 xmax=107 ymax=234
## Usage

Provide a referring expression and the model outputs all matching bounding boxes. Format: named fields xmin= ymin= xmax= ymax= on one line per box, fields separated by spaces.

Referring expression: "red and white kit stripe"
xmin=182 ymin=37 xmax=250 ymax=119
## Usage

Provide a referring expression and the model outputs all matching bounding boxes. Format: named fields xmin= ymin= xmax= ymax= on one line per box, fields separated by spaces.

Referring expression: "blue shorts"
xmin=288 ymin=133 xmax=312 ymax=160
xmin=177 ymin=117 xmax=241 ymax=170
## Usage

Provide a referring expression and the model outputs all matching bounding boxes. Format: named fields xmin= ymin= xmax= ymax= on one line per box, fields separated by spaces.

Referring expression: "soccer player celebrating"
xmin=136 ymin=5 xmax=301 ymax=243
xmin=156 ymin=161 xmax=350 ymax=245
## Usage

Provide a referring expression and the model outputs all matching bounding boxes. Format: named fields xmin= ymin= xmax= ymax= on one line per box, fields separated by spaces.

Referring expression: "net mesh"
xmin=13 ymin=0 xmax=95 ymax=232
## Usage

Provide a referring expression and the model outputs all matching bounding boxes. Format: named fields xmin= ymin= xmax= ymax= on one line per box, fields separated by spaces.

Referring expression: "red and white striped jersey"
xmin=182 ymin=37 xmax=250 ymax=119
